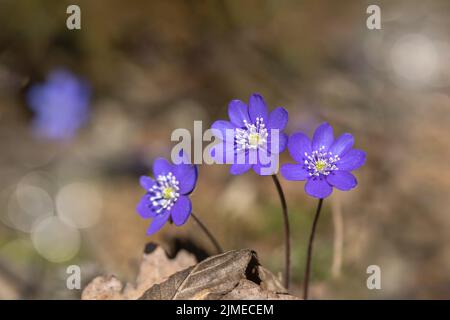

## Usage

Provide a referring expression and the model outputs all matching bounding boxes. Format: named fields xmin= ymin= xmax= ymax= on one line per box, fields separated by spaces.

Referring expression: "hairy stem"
xmin=271 ymin=174 xmax=291 ymax=290
xmin=191 ymin=212 xmax=223 ymax=254
xmin=303 ymin=198 xmax=324 ymax=300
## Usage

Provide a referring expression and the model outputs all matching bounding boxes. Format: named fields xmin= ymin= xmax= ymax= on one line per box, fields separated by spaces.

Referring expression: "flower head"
xmin=281 ymin=122 xmax=366 ymax=198
xmin=137 ymin=157 xmax=197 ymax=235
xmin=26 ymin=69 xmax=91 ymax=141
xmin=211 ymin=93 xmax=288 ymax=175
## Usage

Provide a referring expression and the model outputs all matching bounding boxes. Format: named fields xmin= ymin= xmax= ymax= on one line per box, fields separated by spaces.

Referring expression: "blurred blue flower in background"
xmin=26 ymin=69 xmax=91 ymax=141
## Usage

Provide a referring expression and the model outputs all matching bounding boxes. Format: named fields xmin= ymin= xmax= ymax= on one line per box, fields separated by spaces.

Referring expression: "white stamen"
xmin=148 ymin=172 xmax=180 ymax=214
xmin=235 ymin=117 xmax=269 ymax=151
xmin=304 ymin=146 xmax=340 ymax=177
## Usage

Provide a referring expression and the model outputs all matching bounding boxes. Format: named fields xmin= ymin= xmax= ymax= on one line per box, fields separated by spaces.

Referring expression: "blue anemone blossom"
xmin=137 ymin=157 xmax=198 ymax=235
xmin=210 ymin=93 xmax=288 ymax=175
xmin=26 ymin=69 xmax=91 ymax=141
xmin=281 ymin=122 xmax=366 ymax=198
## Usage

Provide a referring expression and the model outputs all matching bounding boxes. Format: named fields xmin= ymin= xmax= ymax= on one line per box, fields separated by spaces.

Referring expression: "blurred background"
xmin=0 ymin=0 xmax=449 ymax=299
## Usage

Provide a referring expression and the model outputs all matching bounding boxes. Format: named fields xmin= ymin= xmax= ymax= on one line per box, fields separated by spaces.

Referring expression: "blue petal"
xmin=311 ymin=122 xmax=334 ymax=152
xmin=288 ymin=132 xmax=312 ymax=163
xmin=279 ymin=132 xmax=288 ymax=153
xmin=171 ymin=196 xmax=192 ymax=226
xmin=26 ymin=85 xmax=45 ymax=112
xmin=228 ymin=100 xmax=250 ymax=127
xmin=249 ymin=93 xmax=269 ymax=123
xmin=326 ymin=171 xmax=357 ymax=191
xmin=173 ymin=164 xmax=198 ymax=194
xmin=266 ymin=131 xmax=288 ymax=154
xmin=139 ymin=176 xmax=155 ymax=190
xmin=153 ymin=158 xmax=172 ymax=177
xmin=252 ymin=157 xmax=279 ymax=176
xmin=230 ymin=163 xmax=252 ymax=175
xmin=246 ymin=149 xmax=259 ymax=166
xmin=281 ymin=164 xmax=309 ymax=181
xmin=210 ymin=140 xmax=226 ymax=164
xmin=210 ymin=140 xmax=236 ymax=164
xmin=136 ymin=195 xmax=156 ymax=218
xmin=146 ymin=211 xmax=170 ymax=235
xmin=305 ymin=177 xmax=333 ymax=199
xmin=328 ymin=133 xmax=354 ymax=157
xmin=337 ymin=149 xmax=366 ymax=171
xmin=267 ymin=107 xmax=288 ymax=130
xmin=211 ymin=120 xmax=235 ymax=141
xmin=228 ymin=148 xmax=258 ymax=166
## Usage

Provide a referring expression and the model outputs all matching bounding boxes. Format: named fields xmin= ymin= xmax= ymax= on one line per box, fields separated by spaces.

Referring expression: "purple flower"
xmin=210 ymin=93 xmax=288 ymax=175
xmin=281 ymin=122 xmax=366 ymax=199
xmin=136 ymin=157 xmax=198 ymax=235
xmin=26 ymin=69 xmax=91 ymax=141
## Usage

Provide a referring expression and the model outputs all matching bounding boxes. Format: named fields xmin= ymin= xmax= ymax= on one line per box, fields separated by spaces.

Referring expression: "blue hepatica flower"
xmin=26 ymin=69 xmax=91 ymax=141
xmin=211 ymin=93 xmax=288 ymax=175
xmin=137 ymin=157 xmax=198 ymax=235
xmin=281 ymin=122 xmax=366 ymax=198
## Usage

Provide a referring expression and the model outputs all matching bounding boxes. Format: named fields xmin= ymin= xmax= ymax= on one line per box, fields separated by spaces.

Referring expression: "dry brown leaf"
xmin=81 ymin=275 xmax=124 ymax=300
xmin=257 ymin=265 xmax=287 ymax=293
xmin=222 ymin=280 xmax=297 ymax=300
xmin=83 ymin=246 xmax=299 ymax=300
xmin=82 ymin=244 xmax=196 ymax=300
xmin=139 ymin=249 xmax=299 ymax=300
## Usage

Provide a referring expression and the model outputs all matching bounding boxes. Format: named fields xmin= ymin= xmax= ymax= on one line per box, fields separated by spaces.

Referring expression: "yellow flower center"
xmin=162 ymin=187 xmax=175 ymax=199
xmin=248 ymin=133 xmax=261 ymax=146
xmin=315 ymin=160 xmax=327 ymax=171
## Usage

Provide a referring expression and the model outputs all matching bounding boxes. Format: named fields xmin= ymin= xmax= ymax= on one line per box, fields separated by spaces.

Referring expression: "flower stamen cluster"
xmin=235 ymin=117 xmax=268 ymax=151
xmin=149 ymin=172 xmax=180 ymax=214
xmin=304 ymin=146 xmax=340 ymax=177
